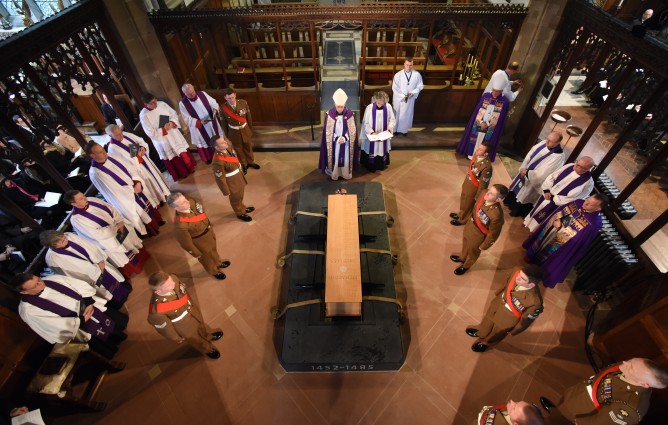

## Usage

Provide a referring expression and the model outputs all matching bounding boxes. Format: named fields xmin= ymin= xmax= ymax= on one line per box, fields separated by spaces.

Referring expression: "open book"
xmin=34 ymin=192 xmax=62 ymax=208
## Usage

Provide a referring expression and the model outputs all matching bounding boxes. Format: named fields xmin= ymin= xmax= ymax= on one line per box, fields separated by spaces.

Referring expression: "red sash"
xmin=591 ymin=365 xmax=620 ymax=410
xmin=216 ymin=154 xmax=240 ymax=164
xmin=222 ymin=104 xmax=247 ymax=124
xmin=473 ymin=195 xmax=489 ymax=235
xmin=504 ymin=270 xmax=522 ymax=319
xmin=149 ymin=293 xmax=189 ymax=314
xmin=480 ymin=404 xmax=506 ymax=425
xmin=468 ymin=155 xmax=480 ymax=188
xmin=174 ymin=212 xmax=208 ymax=223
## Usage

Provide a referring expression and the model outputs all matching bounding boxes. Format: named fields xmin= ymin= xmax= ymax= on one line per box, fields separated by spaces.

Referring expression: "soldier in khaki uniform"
xmin=166 ymin=192 xmax=230 ymax=280
xmin=450 ymin=184 xmax=508 ymax=275
xmin=476 ymin=400 xmax=544 ymax=425
xmin=451 ymin=141 xmax=493 ymax=226
xmin=220 ymin=88 xmax=259 ymax=174
xmin=539 ymin=358 xmax=668 ymax=425
xmin=465 ymin=265 xmax=543 ymax=352
xmin=211 ymin=135 xmax=255 ymax=222
xmin=147 ymin=271 xmax=223 ymax=359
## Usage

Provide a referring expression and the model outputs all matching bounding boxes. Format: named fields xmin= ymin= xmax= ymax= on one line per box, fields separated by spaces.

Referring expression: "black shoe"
xmin=465 ymin=328 xmax=478 ymax=337
xmin=211 ymin=331 xmax=224 ymax=341
xmin=245 ymin=207 xmax=255 ymax=213
xmin=242 ymin=166 xmax=248 ymax=175
xmin=471 ymin=342 xmax=488 ymax=353
xmin=206 ymin=348 xmax=221 ymax=359
xmin=454 ymin=266 xmax=468 ymax=275
xmin=247 ymin=163 xmax=261 ymax=170
xmin=206 ymin=160 xmax=212 ymax=165
xmin=214 ymin=272 xmax=226 ymax=280
xmin=218 ymin=261 xmax=231 ymax=268
xmin=450 ymin=219 xmax=463 ymax=226
xmin=450 ymin=255 xmax=463 ymax=263
xmin=449 ymin=212 xmax=459 ymax=220
xmin=237 ymin=214 xmax=252 ymax=222
xmin=539 ymin=397 xmax=554 ymax=412
xmin=158 ymin=220 xmax=166 ymax=226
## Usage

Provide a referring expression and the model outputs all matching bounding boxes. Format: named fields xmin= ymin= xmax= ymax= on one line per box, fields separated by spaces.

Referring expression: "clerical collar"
xmin=375 ymin=105 xmax=383 ymax=110
xmin=188 ymin=95 xmax=198 ymax=101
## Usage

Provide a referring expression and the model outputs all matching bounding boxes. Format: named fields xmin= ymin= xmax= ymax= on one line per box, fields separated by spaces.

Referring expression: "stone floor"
xmin=51 ymin=149 xmax=596 ymax=425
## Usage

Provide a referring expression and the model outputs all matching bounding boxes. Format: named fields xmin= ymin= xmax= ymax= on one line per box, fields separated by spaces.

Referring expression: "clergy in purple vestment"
xmin=360 ymin=91 xmax=396 ymax=172
xmin=522 ymin=194 xmax=608 ymax=288
xmin=456 ymin=81 xmax=509 ymax=162
xmin=318 ymin=88 xmax=359 ymax=180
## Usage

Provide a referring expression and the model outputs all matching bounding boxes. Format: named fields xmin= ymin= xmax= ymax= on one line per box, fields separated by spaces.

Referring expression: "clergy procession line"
xmin=6 ymin=60 xmax=668 ymax=425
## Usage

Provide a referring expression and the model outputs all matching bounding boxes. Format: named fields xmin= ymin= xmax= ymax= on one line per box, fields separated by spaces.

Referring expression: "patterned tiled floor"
xmin=51 ymin=149 xmax=595 ymax=425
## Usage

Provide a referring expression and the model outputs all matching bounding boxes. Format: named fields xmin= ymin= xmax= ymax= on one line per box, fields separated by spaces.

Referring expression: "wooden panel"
xmin=325 ymin=194 xmax=362 ymax=317
xmin=70 ymin=95 xmax=105 ymax=132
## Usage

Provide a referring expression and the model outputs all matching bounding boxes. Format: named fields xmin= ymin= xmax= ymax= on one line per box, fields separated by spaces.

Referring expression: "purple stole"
xmin=92 ymin=156 xmax=132 ymax=187
xmin=329 ymin=110 xmax=351 ymax=167
xmin=52 ymin=242 xmax=129 ymax=302
xmin=72 ymin=201 xmax=138 ymax=264
xmin=73 ymin=200 xmax=113 ymax=228
xmin=181 ymin=92 xmax=220 ymax=145
xmin=509 ymin=144 xmax=563 ymax=195
xmin=369 ymin=105 xmax=390 ymax=160
xmin=22 ymin=279 xmax=115 ymax=341
xmin=112 ymin=136 xmax=164 ymax=192
xmin=530 ymin=168 xmax=592 ymax=223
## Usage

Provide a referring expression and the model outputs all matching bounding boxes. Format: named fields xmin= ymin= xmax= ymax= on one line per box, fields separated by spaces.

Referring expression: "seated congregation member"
xmin=41 ymin=140 xmax=73 ymax=176
xmin=41 ymin=230 xmax=132 ymax=309
xmin=106 ymin=124 xmax=170 ymax=206
xmin=456 ymin=81 xmax=509 ymax=162
xmin=9 ymin=272 xmax=129 ymax=359
xmin=139 ymin=93 xmax=196 ymax=181
xmin=523 ymin=194 xmax=607 ymax=288
xmin=86 ymin=141 xmax=163 ymax=237
xmin=147 ymin=271 xmax=224 ymax=360
xmin=166 ymin=192 xmax=231 ymax=280
xmin=318 ymin=88 xmax=358 ymax=180
xmin=360 ymin=91 xmax=395 ymax=172
xmin=539 ymin=358 xmax=668 ymax=425
xmin=211 ymin=135 xmax=255 ymax=222
xmin=506 ymin=131 xmax=565 ymax=218
xmin=524 ymin=156 xmax=595 ymax=232
xmin=63 ymin=190 xmax=146 ymax=277
xmin=450 ymin=141 xmax=493 ymax=227
xmin=465 ymin=265 xmax=543 ymax=353
xmin=450 ymin=184 xmax=508 ymax=276
xmin=476 ymin=400 xmax=544 ymax=425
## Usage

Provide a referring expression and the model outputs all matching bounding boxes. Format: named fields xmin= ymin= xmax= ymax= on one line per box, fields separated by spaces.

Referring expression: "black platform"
xmin=274 ymin=182 xmax=408 ymax=372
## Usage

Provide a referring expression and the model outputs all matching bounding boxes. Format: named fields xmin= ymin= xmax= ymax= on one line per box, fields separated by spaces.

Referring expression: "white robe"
xmin=179 ymin=91 xmax=222 ymax=148
xmin=70 ymin=198 xmax=142 ymax=268
xmin=139 ymin=101 xmax=190 ymax=160
xmin=18 ymin=274 xmax=108 ymax=344
xmin=515 ymin=141 xmax=565 ymax=204
xmin=524 ymin=164 xmax=594 ymax=231
xmin=107 ymin=131 xmax=171 ymax=205
xmin=360 ymin=103 xmax=396 ymax=155
xmin=484 ymin=69 xmax=519 ymax=102
xmin=89 ymin=153 xmax=151 ymax=235
xmin=392 ymin=69 xmax=423 ymax=133
xmin=45 ymin=233 xmax=125 ymax=301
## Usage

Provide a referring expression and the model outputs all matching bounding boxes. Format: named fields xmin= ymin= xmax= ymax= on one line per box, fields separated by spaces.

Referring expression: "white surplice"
xmin=392 ymin=69 xmax=423 ymax=133
xmin=70 ymin=198 xmax=142 ymax=268
xmin=179 ymin=91 xmax=222 ymax=148
xmin=139 ymin=101 xmax=190 ymax=160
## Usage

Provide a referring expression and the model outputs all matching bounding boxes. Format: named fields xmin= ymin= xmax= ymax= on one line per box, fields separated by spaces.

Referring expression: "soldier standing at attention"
xmin=147 ymin=271 xmax=223 ymax=359
xmin=211 ymin=135 xmax=255 ymax=222
xmin=450 ymin=184 xmax=508 ymax=275
xmin=450 ymin=141 xmax=493 ymax=226
xmin=166 ymin=192 xmax=230 ymax=280
xmin=220 ymin=87 xmax=260 ymax=175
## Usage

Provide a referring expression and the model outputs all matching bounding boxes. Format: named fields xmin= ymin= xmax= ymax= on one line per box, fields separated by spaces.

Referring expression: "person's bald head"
xmin=642 ymin=9 xmax=653 ymax=21
xmin=546 ymin=131 xmax=563 ymax=149
xmin=573 ymin=156 xmax=594 ymax=175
